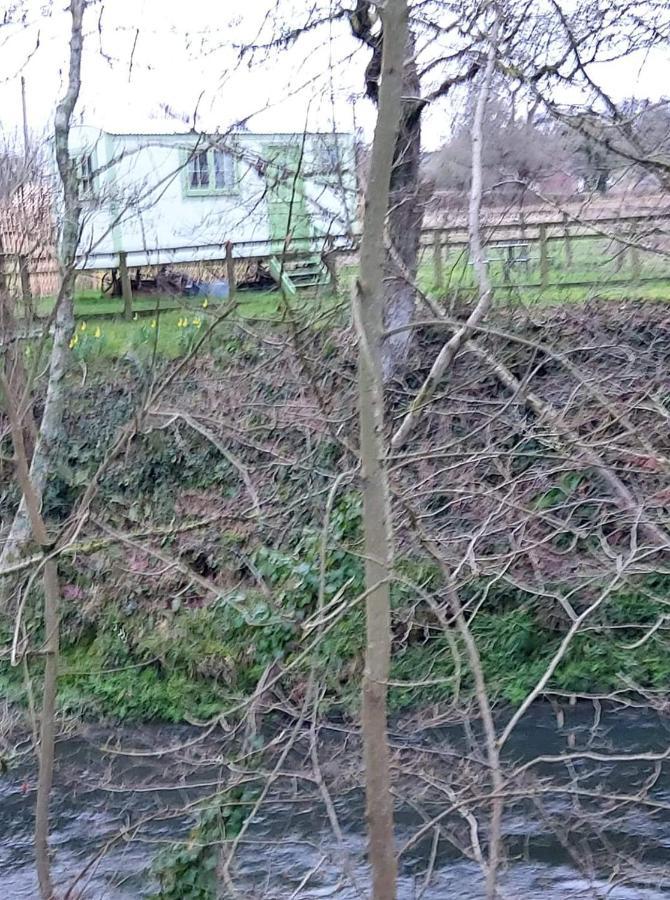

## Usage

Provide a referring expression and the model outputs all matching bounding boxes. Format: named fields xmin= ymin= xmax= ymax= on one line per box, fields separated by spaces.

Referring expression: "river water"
xmin=2 ymin=704 xmax=670 ymax=898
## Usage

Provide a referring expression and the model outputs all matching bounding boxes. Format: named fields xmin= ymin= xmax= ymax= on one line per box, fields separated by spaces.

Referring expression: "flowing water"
xmin=2 ymin=704 xmax=670 ymax=898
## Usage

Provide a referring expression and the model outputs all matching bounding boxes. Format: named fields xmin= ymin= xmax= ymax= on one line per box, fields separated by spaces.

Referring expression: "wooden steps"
xmin=268 ymin=256 xmax=331 ymax=296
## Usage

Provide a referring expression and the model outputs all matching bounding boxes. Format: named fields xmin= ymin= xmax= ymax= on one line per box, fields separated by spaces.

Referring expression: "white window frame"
xmin=184 ymin=146 xmax=237 ymax=196
xmin=188 ymin=149 xmax=210 ymax=191
xmin=75 ymin=152 xmax=96 ymax=199
xmin=212 ymin=148 xmax=235 ymax=191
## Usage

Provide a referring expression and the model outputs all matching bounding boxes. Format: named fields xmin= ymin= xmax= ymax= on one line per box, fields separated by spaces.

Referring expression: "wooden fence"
xmin=420 ymin=209 xmax=670 ymax=292
xmin=3 ymin=204 xmax=670 ymax=299
xmin=0 ymin=181 xmax=61 ymax=300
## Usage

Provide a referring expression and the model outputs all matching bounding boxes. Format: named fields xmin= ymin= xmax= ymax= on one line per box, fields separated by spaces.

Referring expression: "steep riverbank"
xmin=1 ymin=299 xmax=669 ymax=725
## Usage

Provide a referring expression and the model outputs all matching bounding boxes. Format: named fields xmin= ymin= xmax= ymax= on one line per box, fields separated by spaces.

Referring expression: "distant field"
xmin=417 ymin=232 xmax=670 ymax=304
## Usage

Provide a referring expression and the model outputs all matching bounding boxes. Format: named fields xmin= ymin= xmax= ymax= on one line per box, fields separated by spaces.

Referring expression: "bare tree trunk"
xmin=388 ymin=15 xmax=505 ymax=892
xmin=391 ymin=13 xmax=499 ymax=450
xmin=355 ymin=0 xmax=408 ymax=896
xmin=446 ymin=31 xmax=505 ymax=898
xmin=349 ymin=5 xmax=424 ymax=380
xmin=441 ymin=575 xmax=503 ymax=900
xmin=382 ymin=31 xmax=424 ymax=380
xmin=35 ymin=7 xmax=85 ymax=889
xmin=413 ymin=19 xmax=504 ymax=893
xmin=0 ymin=4 xmax=84 ymax=898
xmin=0 ymin=372 xmax=61 ymax=900
xmin=0 ymin=0 xmax=84 ymax=573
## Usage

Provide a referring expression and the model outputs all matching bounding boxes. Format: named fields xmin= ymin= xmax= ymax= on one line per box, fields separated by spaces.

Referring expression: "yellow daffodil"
xmin=150 ymin=319 xmax=157 ymax=329
xmin=202 ymin=298 xmax=208 ymax=309
xmin=80 ymin=321 xmax=87 ymax=332
xmin=192 ymin=317 xmax=201 ymax=328
xmin=94 ymin=326 xmax=101 ymax=339
xmin=69 ymin=334 xmax=79 ymax=349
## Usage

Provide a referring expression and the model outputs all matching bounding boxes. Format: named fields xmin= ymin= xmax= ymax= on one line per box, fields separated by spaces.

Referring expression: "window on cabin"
xmin=76 ymin=153 xmax=95 ymax=198
xmin=213 ymin=149 xmax=235 ymax=190
xmin=314 ymin=138 xmax=341 ymax=176
xmin=185 ymin=147 xmax=236 ymax=194
xmin=188 ymin=150 xmax=210 ymax=190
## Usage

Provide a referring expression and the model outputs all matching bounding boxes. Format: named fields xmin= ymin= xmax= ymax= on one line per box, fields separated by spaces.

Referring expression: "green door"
xmin=264 ymin=144 xmax=312 ymax=250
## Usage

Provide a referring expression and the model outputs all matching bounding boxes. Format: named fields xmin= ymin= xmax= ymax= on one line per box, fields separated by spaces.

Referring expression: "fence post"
xmin=225 ymin=241 xmax=237 ymax=300
xmin=630 ymin=242 xmax=641 ymax=289
xmin=119 ymin=251 xmax=133 ymax=320
xmin=562 ymin=213 xmax=573 ymax=269
xmin=539 ymin=223 xmax=549 ymax=289
xmin=433 ymin=231 xmax=444 ymax=291
xmin=17 ymin=254 xmax=33 ymax=311
xmin=322 ymin=236 xmax=338 ymax=294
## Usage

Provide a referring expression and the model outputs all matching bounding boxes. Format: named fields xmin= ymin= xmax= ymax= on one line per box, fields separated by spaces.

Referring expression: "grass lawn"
xmin=36 ymin=288 xmax=294 ymax=321
xmin=27 ymin=238 xmax=670 ymax=365
xmin=417 ymin=233 xmax=670 ymax=305
xmin=32 ymin=287 xmax=343 ymax=362
xmin=70 ymin=309 xmax=205 ymax=361
xmin=418 ymin=269 xmax=670 ymax=305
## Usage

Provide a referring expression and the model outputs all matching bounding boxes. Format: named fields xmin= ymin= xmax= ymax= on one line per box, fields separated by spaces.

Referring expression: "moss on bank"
xmin=3 ymin=564 xmax=669 ymax=724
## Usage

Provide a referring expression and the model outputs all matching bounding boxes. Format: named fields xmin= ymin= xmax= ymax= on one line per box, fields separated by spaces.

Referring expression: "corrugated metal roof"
xmin=80 ymin=124 xmax=351 ymax=139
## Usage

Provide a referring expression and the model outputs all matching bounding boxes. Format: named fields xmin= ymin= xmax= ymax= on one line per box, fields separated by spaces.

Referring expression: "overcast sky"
xmin=1 ymin=0 xmax=668 ymax=152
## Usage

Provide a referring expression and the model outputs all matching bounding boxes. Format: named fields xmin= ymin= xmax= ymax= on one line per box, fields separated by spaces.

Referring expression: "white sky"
xmin=0 ymin=0 xmax=668 ymax=152
xmin=0 ymin=1 xmax=375 ymax=143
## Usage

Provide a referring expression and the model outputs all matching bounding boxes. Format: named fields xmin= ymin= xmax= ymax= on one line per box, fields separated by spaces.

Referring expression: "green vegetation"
xmin=66 ymin=310 xmax=216 ymax=361
xmin=36 ymin=288 xmax=290 ymax=320
xmin=27 ymin=241 xmax=670 ymax=369
xmin=4 ymin=566 xmax=670 ymax=724
xmin=2 ymin=476 xmax=668 ymax=722
xmin=3 ymin=290 xmax=668 ymax=727
xmin=151 ymin=786 xmax=258 ymax=899
xmin=28 ymin=289 xmax=342 ymax=361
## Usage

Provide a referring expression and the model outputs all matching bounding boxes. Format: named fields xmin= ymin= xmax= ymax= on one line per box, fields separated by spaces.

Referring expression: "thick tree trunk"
xmin=0 ymin=0 xmax=83 ymax=573
xmin=36 ymin=5 xmax=85 ymax=890
xmin=382 ymin=33 xmax=423 ymax=380
xmin=391 ymin=14 xmax=498 ymax=450
xmin=355 ymin=0 xmax=408 ymax=897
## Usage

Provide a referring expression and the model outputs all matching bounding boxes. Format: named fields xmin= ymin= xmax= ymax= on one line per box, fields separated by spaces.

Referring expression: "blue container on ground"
xmin=199 ymin=279 xmax=230 ymax=299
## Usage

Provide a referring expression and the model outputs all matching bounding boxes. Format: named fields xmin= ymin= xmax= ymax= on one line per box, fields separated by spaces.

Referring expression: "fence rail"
xmin=420 ymin=208 xmax=670 ymax=294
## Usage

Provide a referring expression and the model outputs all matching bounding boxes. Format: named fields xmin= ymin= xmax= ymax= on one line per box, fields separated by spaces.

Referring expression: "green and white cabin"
xmin=68 ymin=126 xmax=358 ymax=271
